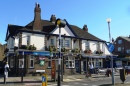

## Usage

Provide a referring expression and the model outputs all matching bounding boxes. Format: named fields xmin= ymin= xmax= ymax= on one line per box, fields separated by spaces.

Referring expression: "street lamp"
xmin=106 ymin=18 xmax=115 ymax=85
xmin=56 ymin=19 xmax=66 ymax=86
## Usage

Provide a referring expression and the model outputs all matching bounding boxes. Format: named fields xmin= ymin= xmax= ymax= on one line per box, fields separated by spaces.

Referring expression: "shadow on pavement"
xmin=0 ymin=80 xmax=55 ymax=84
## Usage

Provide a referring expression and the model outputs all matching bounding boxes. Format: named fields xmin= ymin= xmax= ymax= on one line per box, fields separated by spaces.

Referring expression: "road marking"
xmin=82 ymin=84 xmax=88 ymax=85
xmin=92 ymin=85 xmax=98 ymax=86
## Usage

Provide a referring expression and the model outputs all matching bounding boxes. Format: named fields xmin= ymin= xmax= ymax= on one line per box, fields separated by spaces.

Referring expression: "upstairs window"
xmin=27 ymin=35 xmax=30 ymax=45
xmin=118 ymin=40 xmax=122 ymax=44
xmin=50 ymin=39 xmax=54 ymax=45
xmin=118 ymin=47 xmax=121 ymax=51
xmin=96 ymin=43 xmax=100 ymax=50
xmin=85 ymin=41 xmax=89 ymax=50
xmin=65 ymin=40 xmax=70 ymax=48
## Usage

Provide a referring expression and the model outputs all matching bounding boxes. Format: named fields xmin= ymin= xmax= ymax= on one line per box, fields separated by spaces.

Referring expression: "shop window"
xmin=66 ymin=56 xmax=75 ymax=68
xmin=19 ymin=59 xmax=24 ymax=68
xmin=30 ymin=55 xmax=34 ymax=68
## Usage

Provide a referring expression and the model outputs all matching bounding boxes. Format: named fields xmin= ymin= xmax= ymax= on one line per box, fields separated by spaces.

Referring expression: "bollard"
xmin=42 ymin=74 xmax=47 ymax=86
xmin=4 ymin=74 xmax=6 ymax=84
xmin=120 ymin=69 xmax=126 ymax=84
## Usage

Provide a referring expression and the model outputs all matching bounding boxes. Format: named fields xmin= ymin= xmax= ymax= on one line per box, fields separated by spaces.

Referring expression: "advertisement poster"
xmin=51 ymin=60 xmax=56 ymax=80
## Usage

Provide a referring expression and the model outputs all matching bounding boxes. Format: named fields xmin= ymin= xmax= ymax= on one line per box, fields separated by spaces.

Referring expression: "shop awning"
xmin=19 ymin=51 xmax=51 ymax=56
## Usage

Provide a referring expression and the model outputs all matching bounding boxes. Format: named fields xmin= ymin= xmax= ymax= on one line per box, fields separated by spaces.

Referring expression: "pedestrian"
xmin=4 ymin=62 xmax=10 ymax=78
xmin=89 ymin=63 xmax=94 ymax=74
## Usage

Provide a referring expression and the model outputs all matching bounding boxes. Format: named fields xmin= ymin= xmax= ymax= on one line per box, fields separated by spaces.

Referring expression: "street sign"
xmin=108 ymin=43 xmax=114 ymax=53
xmin=40 ymin=60 xmax=45 ymax=66
xmin=42 ymin=76 xmax=46 ymax=82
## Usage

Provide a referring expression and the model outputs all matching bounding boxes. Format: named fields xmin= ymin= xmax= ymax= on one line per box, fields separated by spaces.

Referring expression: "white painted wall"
xmin=73 ymin=40 xmax=79 ymax=49
xmin=21 ymin=32 xmax=45 ymax=50
xmin=82 ymin=40 xmax=111 ymax=55
xmin=52 ymin=26 xmax=75 ymax=37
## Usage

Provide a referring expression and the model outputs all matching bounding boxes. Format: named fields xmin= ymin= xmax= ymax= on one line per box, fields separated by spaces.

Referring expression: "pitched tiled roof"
xmin=7 ymin=19 xmax=104 ymax=42
xmin=120 ymin=36 xmax=130 ymax=42
xmin=70 ymin=25 xmax=104 ymax=41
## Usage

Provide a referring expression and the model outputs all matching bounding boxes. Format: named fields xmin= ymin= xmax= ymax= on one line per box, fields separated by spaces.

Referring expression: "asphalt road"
xmin=48 ymin=75 xmax=130 ymax=86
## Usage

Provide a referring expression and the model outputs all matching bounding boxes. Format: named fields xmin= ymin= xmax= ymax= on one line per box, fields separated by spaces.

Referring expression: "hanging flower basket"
xmin=95 ymin=50 xmax=103 ymax=55
xmin=84 ymin=49 xmax=92 ymax=54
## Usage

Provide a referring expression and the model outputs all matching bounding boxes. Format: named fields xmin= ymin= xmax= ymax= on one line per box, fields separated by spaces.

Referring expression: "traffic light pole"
xmin=58 ymin=26 xmax=61 ymax=86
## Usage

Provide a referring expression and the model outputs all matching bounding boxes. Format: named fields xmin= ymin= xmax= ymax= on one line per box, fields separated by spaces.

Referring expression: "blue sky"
xmin=0 ymin=0 xmax=130 ymax=44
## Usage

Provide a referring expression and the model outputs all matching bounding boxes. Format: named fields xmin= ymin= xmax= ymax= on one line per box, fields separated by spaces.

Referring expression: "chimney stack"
xmin=50 ymin=15 xmax=56 ymax=23
xmin=83 ymin=24 xmax=88 ymax=32
xmin=33 ymin=2 xmax=42 ymax=31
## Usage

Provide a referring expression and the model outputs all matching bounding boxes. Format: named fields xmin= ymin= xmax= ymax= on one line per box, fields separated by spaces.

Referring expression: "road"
xmin=48 ymin=75 xmax=130 ymax=86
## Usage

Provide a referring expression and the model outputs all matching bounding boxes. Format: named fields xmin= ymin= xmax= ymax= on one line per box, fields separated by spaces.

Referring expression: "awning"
xmin=82 ymin=54 xmax=106 ymax=58
xmin=19 ymin=51 xmax=51 ymax=56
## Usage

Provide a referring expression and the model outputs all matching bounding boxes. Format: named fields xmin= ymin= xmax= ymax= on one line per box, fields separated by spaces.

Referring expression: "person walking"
xmin=89 ymin=63 xmax=94 ymax=74
xmin=4 ymin=62 xmax=10 ymax=78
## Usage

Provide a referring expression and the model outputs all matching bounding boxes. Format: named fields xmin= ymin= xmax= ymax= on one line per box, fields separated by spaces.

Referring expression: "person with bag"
xmin=4 ymin=62 xmax=10 ymax=78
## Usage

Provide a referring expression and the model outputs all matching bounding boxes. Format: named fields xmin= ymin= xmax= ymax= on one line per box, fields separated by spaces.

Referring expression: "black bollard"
xmin=4 ymin=74 xmax=6 ymax=84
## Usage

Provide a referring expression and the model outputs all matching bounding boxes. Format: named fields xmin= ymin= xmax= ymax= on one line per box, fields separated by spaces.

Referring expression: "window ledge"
xmin=66 ymin=67 xmax=75 ymax=69
xmin=47 ymin=67 xmax=52 ymax=69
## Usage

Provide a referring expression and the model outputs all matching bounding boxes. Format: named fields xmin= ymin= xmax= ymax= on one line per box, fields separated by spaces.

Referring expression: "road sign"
xmin=108 ymin=43 xmax=114 ymax=53
xmin=42 ymin=76 xmax=46 ymax=82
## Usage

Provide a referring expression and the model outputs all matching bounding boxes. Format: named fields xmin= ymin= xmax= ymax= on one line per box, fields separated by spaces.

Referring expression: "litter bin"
xmin=120 ymin=69 xmax=126 ymax=83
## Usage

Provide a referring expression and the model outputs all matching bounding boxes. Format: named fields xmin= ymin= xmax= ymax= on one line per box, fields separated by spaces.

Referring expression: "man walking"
xmin=4 ymin=62 xmax=10 ymax=78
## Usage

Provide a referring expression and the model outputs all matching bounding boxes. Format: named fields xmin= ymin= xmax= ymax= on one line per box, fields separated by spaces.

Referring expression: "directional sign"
xmin=42 ymin=76 xmax=46 ymax=82
xmin=108 ymin=43 xmax=114 ymax=53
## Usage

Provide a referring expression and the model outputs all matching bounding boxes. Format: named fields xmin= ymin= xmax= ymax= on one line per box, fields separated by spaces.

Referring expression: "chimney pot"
xmin=50 ymin=14 xmax=56 ymax=23
xmin=83 ymin=24 xmax=88 ymax=32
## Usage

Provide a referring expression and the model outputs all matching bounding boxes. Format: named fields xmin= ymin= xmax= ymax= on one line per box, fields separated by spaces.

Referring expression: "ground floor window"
xmin=88 ymin=58 xmax=103 ymax=68
xmin=19 ymin=59 xmax=24 ymax=68
xmin=66 ymin=56 xmax=75 ymax=68
xmin=30 ymin=55 xmax=34 ymax=68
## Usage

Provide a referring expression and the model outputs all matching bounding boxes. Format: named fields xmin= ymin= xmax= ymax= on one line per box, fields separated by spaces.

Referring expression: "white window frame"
xmin=118 ymin=47 xmax=121 ymax=51
xmin=66 ymin=56 xmax=75 ymax=68
xmin=19 ymin=59 xmax=24 ymax=68
xmin=85 ymin=41 xmax=89 ymax=50
xmin=96 ymin=43 xmax=100 ymax=50
xmin=65 ymin=40 xmax=70 ymax=48
xmin=118 ymin=40 xmax=122 ymax=44
xmin=50 ymin=39 xmax=54 ymax=45
xmin=27 ymin=35 xmax=30 ymax=45
xmin=29 ymin=55 xmax=34 ymax=68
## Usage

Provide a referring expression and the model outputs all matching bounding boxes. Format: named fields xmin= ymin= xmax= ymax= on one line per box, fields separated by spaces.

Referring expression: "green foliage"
xmin=49 ymin=45 xmax=57 ymax=52
xmin=26 ymin=44 xmax=37 ymax=50
xmin=71 ymin=48 xmax=80 ymax=53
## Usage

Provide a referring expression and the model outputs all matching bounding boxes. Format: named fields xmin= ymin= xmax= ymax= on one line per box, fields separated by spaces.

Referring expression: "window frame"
xmin=118 ymin=40 xmax=122 ymax=44
xmin=50 ymin=39 xmax=54 ymax=45
xmin=85 ymin=41 xmax=90 ymax=50
xmin=65 ymin=56 xmax=75 ymax=68
xmin=27 ymin=35 xmax=30 ymax=45
xmin=19 ymin=59 xmax=24 ymax=68
xmin=29 ymin=55 xmax=34 ymax=68
xmin=64 ymin=40 xmax=70 ymax=48
xmin=118 ymin=47 xmax=121 ymax=52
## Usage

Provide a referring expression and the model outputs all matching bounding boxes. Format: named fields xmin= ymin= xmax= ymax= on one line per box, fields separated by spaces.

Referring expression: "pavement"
xmin=0 ymin=73 xmax=130 ymax=86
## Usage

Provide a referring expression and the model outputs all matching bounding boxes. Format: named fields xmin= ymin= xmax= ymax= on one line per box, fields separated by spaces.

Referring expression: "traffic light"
xmin=56 ymin=19 xmax=66 ymax=28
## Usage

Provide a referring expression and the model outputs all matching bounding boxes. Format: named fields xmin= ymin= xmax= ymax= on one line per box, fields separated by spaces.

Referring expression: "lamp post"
xmin=56 ymin=19 xmax=66 ymax=86
xmin=21 ymin=51 xmax=24 ymax=83
xmin=106 ymin=18 xmax=115 ymax=85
